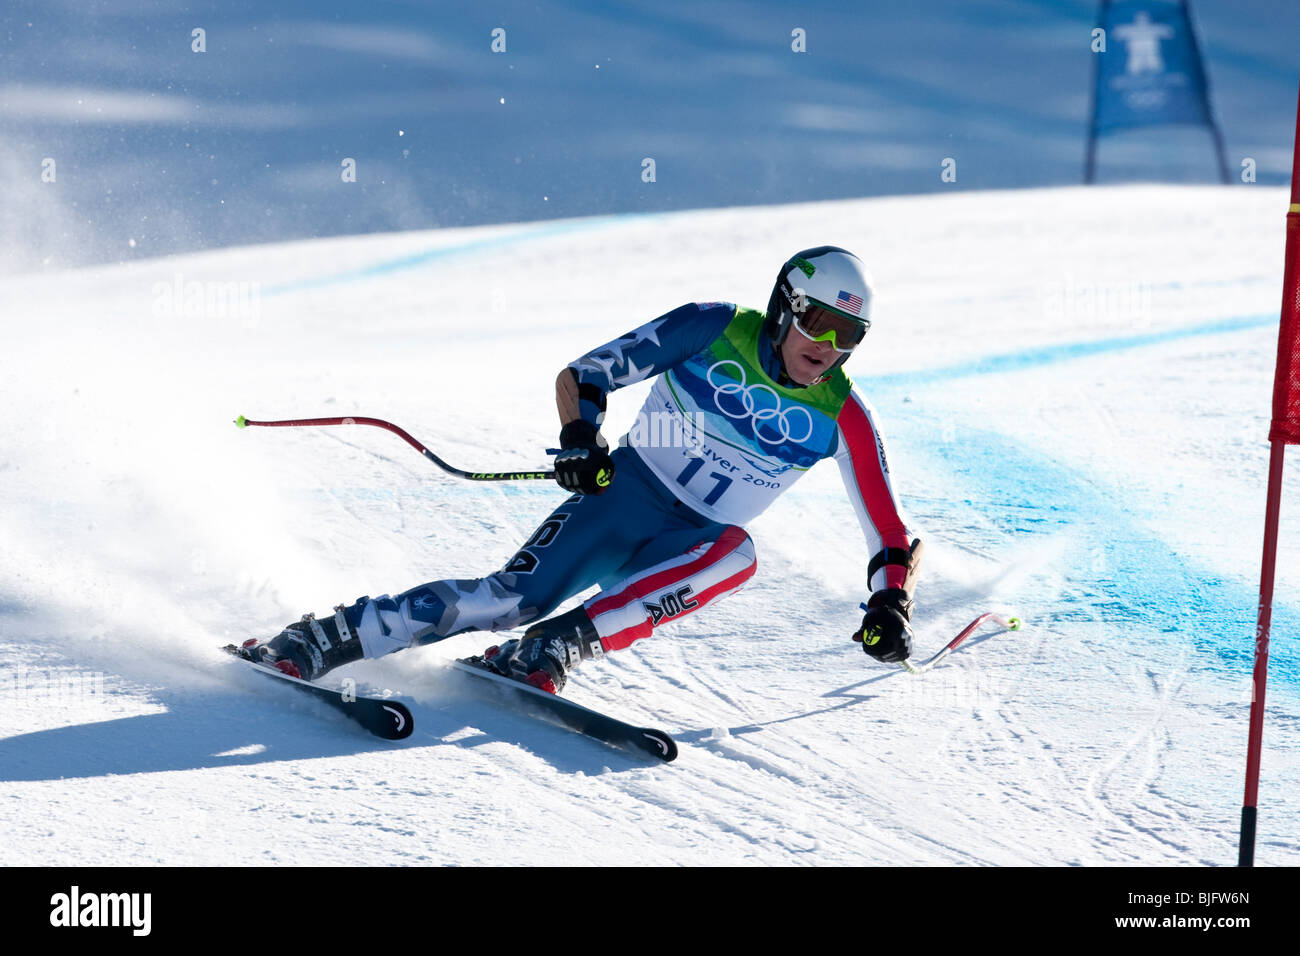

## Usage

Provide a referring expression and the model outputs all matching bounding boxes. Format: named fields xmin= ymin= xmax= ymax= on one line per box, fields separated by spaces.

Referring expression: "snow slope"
xmin=1 ymin=185 xmax=1298 ymax=865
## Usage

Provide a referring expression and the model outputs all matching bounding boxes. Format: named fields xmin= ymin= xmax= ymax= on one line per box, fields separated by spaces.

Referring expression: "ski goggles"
xmin=790 ymin=300 xmax=870 ymax=353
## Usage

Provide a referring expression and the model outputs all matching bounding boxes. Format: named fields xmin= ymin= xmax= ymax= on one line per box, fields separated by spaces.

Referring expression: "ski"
xmin=222 ymin=645 xmax=414 ymax=740
xmin=452 ymin=657 xmax=677 ymax=762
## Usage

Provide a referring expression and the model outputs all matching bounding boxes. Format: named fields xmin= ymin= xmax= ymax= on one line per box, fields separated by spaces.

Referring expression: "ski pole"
xmin=866 ymin=609 xmax=1022 ymax=675
xmin=234 ymin=414 xmax=555 ymax=481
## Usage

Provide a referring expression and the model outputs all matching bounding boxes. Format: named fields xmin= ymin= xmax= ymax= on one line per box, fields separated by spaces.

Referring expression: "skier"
xmin=238 ymin=246 xmax=921 ymax=693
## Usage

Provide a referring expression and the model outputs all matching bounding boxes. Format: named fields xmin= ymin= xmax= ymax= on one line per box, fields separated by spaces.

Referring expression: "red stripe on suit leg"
xmin=599 ymin=558 xmax=757 ymax=652
xmin=586 ymin=525 xmax=751 ymax=618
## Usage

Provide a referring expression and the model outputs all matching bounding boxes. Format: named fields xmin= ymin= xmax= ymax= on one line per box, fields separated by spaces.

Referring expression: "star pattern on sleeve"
xmin=630 ymin=318 xmax=665 ymax=348
xmin=570 ymin=307 xmax=713 ymax=392
xmin=576 ymin=349 xmax=621 ymax=384
xmin=612 ymin=357 xmax=654 ymax=387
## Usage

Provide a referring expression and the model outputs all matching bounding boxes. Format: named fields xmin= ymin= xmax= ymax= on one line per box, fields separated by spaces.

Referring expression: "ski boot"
xmin=481 ymin=605 xmax=604 ymax=695
xmin=237 ymin=602 xmax=367 ymax=682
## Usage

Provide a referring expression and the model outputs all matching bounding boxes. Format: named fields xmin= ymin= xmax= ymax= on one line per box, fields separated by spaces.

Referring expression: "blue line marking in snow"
xmin=895 ymin=410 xmax=1296 ymax=686
xmin=263 ymin=214 xmax=651 ymax=297
xmin=866 ymin=313 xmax=1278 ymax=388
xmin=857 ymin=313 xmax=1297 ymax=687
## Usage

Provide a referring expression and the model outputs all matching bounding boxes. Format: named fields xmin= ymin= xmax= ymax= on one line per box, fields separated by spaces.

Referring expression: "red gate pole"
xmin=1239 ymin=80 xmax=1300 ymax=867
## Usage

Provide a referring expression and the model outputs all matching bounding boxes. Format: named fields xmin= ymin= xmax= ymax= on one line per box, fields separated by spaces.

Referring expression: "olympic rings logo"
xmin=706 ymin=360 xmax=814 ymax=445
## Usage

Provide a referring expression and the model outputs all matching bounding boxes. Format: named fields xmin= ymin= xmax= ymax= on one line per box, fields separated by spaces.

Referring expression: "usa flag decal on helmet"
xmin=836 ymin=290 xmax=863 ymax=315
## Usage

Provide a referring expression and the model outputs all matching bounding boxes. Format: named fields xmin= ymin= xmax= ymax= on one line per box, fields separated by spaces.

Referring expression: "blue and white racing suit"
xmin=352 ymin=302 xmax=912 ymax=660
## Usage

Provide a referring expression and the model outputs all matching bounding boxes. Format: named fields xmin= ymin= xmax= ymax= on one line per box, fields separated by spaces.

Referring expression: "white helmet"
xmin=766 ymin=246 xmax=874 ymax=379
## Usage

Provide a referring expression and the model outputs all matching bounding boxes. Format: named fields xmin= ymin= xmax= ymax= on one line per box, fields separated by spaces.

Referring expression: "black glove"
xmin=554 ymin=420 xmax=615 ymax=495
xmin=854 ymin=588 xmax=914 ymax=663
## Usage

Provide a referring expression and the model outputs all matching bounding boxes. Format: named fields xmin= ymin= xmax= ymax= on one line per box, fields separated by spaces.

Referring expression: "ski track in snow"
xmin=2 ymin=187 xmax=1298 ymax=865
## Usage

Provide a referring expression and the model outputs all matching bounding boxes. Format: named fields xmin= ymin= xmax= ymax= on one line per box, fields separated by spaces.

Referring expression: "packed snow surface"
xmin=2 ymin=185 xmax=1297 ymax=865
